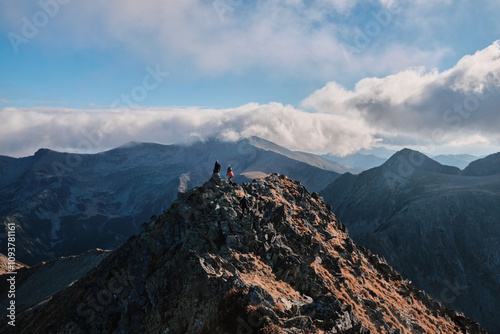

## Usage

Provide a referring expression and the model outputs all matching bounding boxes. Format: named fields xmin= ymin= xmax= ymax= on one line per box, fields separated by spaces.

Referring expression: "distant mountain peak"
xmin=388 ymin=147 xmax=427 ymax=160
xmin=34 ymin=147 xmax=56 ymax=157
xmin=382 ymin=148 xmax=460 ymax=176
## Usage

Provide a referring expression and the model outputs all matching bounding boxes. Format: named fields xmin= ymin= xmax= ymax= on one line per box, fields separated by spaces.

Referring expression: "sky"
xmin=1 ymin=0 xmax=500 ymax=158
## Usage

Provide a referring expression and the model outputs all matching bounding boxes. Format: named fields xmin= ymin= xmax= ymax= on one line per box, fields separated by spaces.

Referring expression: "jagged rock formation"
xmin=0 ymin=137 xmax=343 ymax=265
xmin=4 ymin=174 xmax=484 ymax=333
xmin=321 ymin=148 xmax=500 ymax=332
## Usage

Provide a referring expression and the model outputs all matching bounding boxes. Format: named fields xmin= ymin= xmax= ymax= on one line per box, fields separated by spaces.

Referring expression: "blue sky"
xmin=1 ymin=0 xmax=500 ymax=157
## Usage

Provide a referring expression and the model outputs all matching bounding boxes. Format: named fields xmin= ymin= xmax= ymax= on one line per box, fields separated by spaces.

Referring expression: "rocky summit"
xmin=7 ymin=174 xmax=484 ymax=333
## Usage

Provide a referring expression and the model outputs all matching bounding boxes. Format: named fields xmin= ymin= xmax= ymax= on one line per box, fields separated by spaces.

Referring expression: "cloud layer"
xmin=1 ymin=41 xmax=500 ymax=158
xmin=302 ymin=41 xmax=500 ymax=153
xmin=0 ymin=103 xmax=375 ymax=158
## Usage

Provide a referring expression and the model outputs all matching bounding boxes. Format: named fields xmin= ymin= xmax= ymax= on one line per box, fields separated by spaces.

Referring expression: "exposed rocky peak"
xmin=463 ymin=152 xmax=500 ymax=176
xmin=5 ymin=174 xmax=484 ymax=333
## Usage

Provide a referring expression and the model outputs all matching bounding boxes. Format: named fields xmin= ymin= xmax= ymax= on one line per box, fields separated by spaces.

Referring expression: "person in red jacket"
xmin=227 ymin=165 xmax=234 ymax=183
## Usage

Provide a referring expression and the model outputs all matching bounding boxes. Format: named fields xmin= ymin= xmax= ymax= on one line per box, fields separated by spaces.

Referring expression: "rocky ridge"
xmin=320 ymin=149 xmax=500 ymax=332
xmin=6 ymin=174 xmax=484 ymax=333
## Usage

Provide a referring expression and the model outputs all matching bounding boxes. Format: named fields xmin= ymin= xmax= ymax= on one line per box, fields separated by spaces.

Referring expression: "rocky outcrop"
xmin=321 ymin=148 xmax=500 ymax=332
xmin=4 ymin=174 xmax=484 ymax=333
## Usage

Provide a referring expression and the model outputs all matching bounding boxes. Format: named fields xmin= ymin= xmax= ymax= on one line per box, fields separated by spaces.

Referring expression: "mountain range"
xmin=320 ymin=149 xmax=500 ymax=332
xmin=0 ymin=137 xmax=345 ymax=265
xmin=1 ymin=137 xmax=498 ymax=331
xmin=0 ymin=174 xmax=484 ymax=333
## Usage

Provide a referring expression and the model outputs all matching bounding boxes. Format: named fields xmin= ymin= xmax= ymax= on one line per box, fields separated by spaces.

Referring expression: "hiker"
xmin=227 ymin=165 xmax=234 ymax=183
xmin=212 ymin=160 xmax=221 ymax=176
xmin=240 ymin=195 xmax=250 ymax=217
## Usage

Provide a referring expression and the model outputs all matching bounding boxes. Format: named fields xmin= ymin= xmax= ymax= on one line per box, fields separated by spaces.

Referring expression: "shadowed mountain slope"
xmin=463 ymin=152 xmax=500 ymax=176
xmin=0 ymin=249 xmax=110 ymax=322
xmin=320 ymin=148 xmax=500 ymax=332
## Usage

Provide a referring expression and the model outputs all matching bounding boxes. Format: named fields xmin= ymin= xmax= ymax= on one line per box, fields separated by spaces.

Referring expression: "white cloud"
xmin=0 ymin=0 xmax=453 ymax=81
xmin=2 ymin=2 xmax=500 ymax=158
xmin=2 ymin=42 xmax=500 ymax=158
xmin=0 ymin=103 xmax=376 ymax=158
xmin=302 ymin=41 xmax=500 ymax=154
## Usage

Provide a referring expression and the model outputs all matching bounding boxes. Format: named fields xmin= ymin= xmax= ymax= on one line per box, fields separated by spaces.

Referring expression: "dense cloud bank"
xmin=1 ymin=42 xmax=500 ymax=158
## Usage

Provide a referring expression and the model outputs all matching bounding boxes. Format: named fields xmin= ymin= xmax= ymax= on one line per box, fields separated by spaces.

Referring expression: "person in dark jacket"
xmin=212 ymin=160 xmax=221 ymax=176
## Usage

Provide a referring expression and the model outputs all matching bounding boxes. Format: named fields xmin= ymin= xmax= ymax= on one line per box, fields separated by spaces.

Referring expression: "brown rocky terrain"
xmin=0 ymin=253 xmax=28 ymax=275
xmin=4 ymin=174 xmax=485 ymax=333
